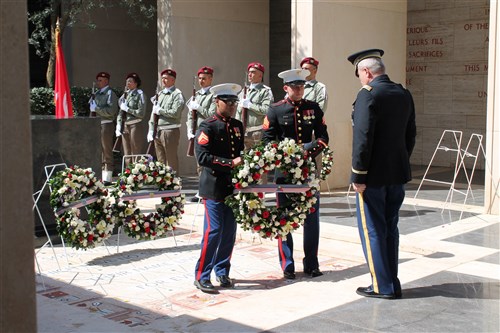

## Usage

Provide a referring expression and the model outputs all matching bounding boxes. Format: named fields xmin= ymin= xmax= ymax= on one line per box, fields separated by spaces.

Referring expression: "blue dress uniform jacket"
xmin=262 ymin=97 xmax=329 ymax=273
xmin=351 ymin=74 xmax=417 ymax=296
xmin=263 ymin=98 xmax=329 ymax=158
xmin=351 ymin=74 xmax=416 ymax=185
xmin=195 ymin=114 xmax=245 ymax=201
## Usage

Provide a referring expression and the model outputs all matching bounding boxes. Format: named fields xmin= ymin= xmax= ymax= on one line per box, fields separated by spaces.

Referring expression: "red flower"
xmin=280 ymin=218 xmax=286 ymax=226
xmin=266 ymin=231 xmax=272 ymax=237
xmin=292 ymin=222 xmax=299 ymax=228
xmin=262 ymin=210 xmax=270 ymax=218
xmin=253 ymin=225 xmax=261 ymax=231
xmin=125 ymin=168 xmax=131 ymax=174
xmin=275 ymin=160 xmax=281 ymax=166
xmin=235 ymin=183 xmax=242 ymax=189
xmin=306 ymin=191 xmax=313 ymax=197
xmin=87 ymin=234 xmax=94 ymax=242
xmin=255 ymin=151 xmax=261 ymax=156
xmin=272 ymin=143 xmax=278 ymax=148
xmin=145 ymin=227 xmax=150 ymax=234
xmin=258 ymin=192 xmax=264 ymax=199
xmin=309 ymin=207 xmax=316 ymax=214
xmin=252 ymin=173 xmax=261 ymax=181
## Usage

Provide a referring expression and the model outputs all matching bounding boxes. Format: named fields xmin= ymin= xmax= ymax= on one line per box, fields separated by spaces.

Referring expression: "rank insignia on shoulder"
xmin=262 ymin=116 xmax=270 ymax=130
xmin=362 ymin=85 xmax=373 ymax=91
xmin=198 ymin=131 xmax=209 ymax=145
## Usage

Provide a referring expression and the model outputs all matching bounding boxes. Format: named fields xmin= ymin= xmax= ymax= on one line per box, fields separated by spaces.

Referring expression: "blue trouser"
xmin=356 ymin=184 xmax=404 ymax=294
xmin=194 ymin=199 xmax=237 ymax=281
xmin=277 ymin=193 xmax=320 ymax=273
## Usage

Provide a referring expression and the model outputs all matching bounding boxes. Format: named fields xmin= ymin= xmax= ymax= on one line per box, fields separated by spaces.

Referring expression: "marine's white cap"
xmin=278 ymin=69 xmax=310 ymax=85
xmin=209 ymin=83 xmax=242 ymax=99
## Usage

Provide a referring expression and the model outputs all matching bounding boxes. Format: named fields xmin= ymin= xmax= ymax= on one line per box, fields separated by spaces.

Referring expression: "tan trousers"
xmin=154 ymin=128 xmax=180 ymax=172
xmin=122 ymin=122 xmax=144 ymax=166
xmin=101 ymin=122 xmax=114 ymax=171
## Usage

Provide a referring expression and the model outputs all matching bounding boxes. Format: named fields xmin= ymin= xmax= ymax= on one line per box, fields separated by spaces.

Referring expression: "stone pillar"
xmin=0 ymin=0 xmax=37 ymax=332
xmin=486 ymin=1 xmax=500 ymax=214
xmin=291 ymin=1 xmax=407 ymax=188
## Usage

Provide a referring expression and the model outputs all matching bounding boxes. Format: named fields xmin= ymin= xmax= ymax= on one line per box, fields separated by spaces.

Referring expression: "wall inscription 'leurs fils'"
xmin=407 ymin=1 xmax=490 ymax=169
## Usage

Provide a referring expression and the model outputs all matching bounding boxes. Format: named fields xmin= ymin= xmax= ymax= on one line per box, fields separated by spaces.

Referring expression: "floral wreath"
xmin=113 ymin=157 xmax=185 ymax=240
xmin=225 ymin=138 xmax=333 ymax=240
xmin=49 ymin=166 xmax=116 ymax=250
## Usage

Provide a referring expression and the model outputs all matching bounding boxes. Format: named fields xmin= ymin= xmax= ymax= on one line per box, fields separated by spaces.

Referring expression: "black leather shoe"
xmin=194 ymin=279 xmax=216 ymax=293
xmin=216 ymin=275 xmax=233 ymax=288
xmin=283 ymin=271 xmax=296 ymax=280
xmin=190 ymin=196 xmax=201 ymax=203
xmin=304 ymin=268 xmax=323 ymax=277
xmin=356 ymin=286 xmax=395 ymax=299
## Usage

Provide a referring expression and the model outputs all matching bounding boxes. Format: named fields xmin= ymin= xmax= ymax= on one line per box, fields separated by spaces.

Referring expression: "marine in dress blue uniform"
xmin=347 ymin=49 xmax=416 ymax=299
xmin=262 ymin=69 xmax=329 ymax=279
xmin=194 ymin=83 xmax=245 ymax=293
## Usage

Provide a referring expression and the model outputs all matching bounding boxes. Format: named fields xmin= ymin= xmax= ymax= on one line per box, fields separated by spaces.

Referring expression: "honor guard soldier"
xmin=236 ymin=62 xmax=274 ymax=148
xmin=89 ymin=71 xmax=118 ymax=183
xmin=186 ymin=66 xmax=217 ymax=202
xmin=193 ymin=83 xmax=244 ymax=293
xmin=116 ymin=73 xmax=147 ymax=166
xmin=148 ymin=68 xmax=186 ymax=171
xmin=300 ymin=57 xmax=328 ymax=112
xmin=347 ymin=49 xmax=416 ymax=299
xmin=262 ymin=69 xmax=329 ymax=279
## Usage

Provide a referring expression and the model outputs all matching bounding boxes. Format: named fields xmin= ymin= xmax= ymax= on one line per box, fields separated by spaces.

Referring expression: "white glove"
xmin=152 ymin=104 xmax=161 ymax=115
xmin=89 ymin=100 xmax=97 ymax=112
xmin=187 ymin=132 xmax=196 ymax=140
xmin=115 ymin=128 xmax=122 ymax=137
xmin=187 ymin=100 xmax=200 ymax=110
xmin=147 ymin=132 xmax=154 ymax=142
xmin=120 ymin=102 xmax=129 ymax=112
xmin=241 ymin=99 xmax=253 ymax=109
xmin=150 ymin=96 xmax=157 ymax=104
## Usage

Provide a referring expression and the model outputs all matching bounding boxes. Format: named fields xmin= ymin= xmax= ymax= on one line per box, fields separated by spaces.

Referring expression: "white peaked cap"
xmin=209 ymin=83 xmax=242 ymax=97
xmin=278 ymin=69 xmax=310 ymax=84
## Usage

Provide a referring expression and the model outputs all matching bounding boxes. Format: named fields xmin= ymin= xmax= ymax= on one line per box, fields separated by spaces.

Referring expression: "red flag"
xmin=54 ymin=22 xmax=73 ymax=119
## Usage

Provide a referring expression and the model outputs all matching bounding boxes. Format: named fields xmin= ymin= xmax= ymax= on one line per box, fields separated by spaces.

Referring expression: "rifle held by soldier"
xmin=89 ymin=82 xmax=97 ymax=117
xmin=186 ymin=75 xmax=197 ymax=157
xmin=241 ymin=71 xmax=248 ymax=133
xmin=112 ymin=86 xmax=128 ymax=152
xmin=147 ymin=78 xmax=161 ymax=156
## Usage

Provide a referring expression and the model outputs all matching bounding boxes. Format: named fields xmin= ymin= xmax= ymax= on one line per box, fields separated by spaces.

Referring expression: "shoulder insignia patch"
xmin=362 ymin=85 xmax=373 ymax=92
xmin=262 ymin=116 xmax=270 ymax=130
xmin=198 ymin=131 xmax=209 ymax=145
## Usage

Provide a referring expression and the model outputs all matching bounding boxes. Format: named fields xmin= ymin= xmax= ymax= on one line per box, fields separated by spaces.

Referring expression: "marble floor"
xmin=35 ymin=167 xmax=499 ymax=332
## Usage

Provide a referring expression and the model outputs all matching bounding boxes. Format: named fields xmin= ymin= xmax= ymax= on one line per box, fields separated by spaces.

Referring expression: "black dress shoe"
xmin=194 ymin=279 xmax=216 ymax=293
xmin=190 ymin=196 xmax=201 ymax=203
xmin=216 ymin=275 xmax=233 ymax=288
xmin=283 ymin=271 xmax=296 ymax=280
xmin=356 ymin=286 xmax=395 ymax=299
xmin=304 ymin=268 xmax=323 ymax=277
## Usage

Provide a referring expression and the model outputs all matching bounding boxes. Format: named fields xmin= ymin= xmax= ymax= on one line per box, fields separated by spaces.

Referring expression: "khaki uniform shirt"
xmin=148 ymin=87 xmax=185 ymax=132
xmin=117 ymin=89 xmax=146 ymax=125
xmin=186 ymin=87 xmax=216 ymax=135
xmin=236 ymin=83 xmax=274 ymax=131
xmin=93 ymin=86 xmax=118 ymax=123
xmin=304 ymin=80 xmax=328 ymax=112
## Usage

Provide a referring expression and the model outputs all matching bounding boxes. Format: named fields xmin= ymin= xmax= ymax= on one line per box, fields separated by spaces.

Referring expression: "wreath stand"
xmin=33 ymin=163 xmax=68 ymax=272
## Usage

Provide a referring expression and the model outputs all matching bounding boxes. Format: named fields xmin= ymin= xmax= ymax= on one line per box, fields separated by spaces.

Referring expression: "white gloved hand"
xmin=147 ymin=132 xmax=154 ymax=142
xmin=187 ymin=132 xmax=196 ymax=140
xmin=89 ymin=100 xmax=97 ymax=112
xmin=187 ymin=100 xmax=200 ymax=110
xmin=150 ymin=96 xmax=157 ymax=104
xmin=115 ymin=128 xmax=122 ymax=137
xmin=241 ymin=99 xmax=253 ymax=109
xmin=152 ymin=104 xmax=161 ymax=115
xmin=120 ymin=102 xmax=129 ymax=112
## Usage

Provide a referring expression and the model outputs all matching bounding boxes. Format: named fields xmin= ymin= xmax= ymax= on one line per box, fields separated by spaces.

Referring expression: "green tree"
xmin=28 ymin=0 xmax=156 ymax=87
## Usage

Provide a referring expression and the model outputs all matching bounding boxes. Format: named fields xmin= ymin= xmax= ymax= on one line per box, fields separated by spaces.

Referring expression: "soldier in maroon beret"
xmin=300 ymin=56 xmax=328 ymax=112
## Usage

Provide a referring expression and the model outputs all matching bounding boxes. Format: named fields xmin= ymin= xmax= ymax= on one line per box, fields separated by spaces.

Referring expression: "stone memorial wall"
xmin=407 ymin=0 xmax=490 ymax=169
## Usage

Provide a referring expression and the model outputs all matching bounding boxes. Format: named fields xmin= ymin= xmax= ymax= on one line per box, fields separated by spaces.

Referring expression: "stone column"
xmin=0 ymin=1 xmax=37 ymax=332
xmin=291 ymin=0 xmax=408 ymax=188
xmin=486 ymin=1 xmax=500 ymax=214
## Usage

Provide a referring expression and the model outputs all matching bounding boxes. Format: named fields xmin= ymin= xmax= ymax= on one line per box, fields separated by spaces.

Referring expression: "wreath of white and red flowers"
xmin=49 ymin=166 xmax=116 ymax=250
xmin=225 ymin=138 xmax=333 ymax=240
xmin=113 ymin=157 xmax=185 ymax=240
